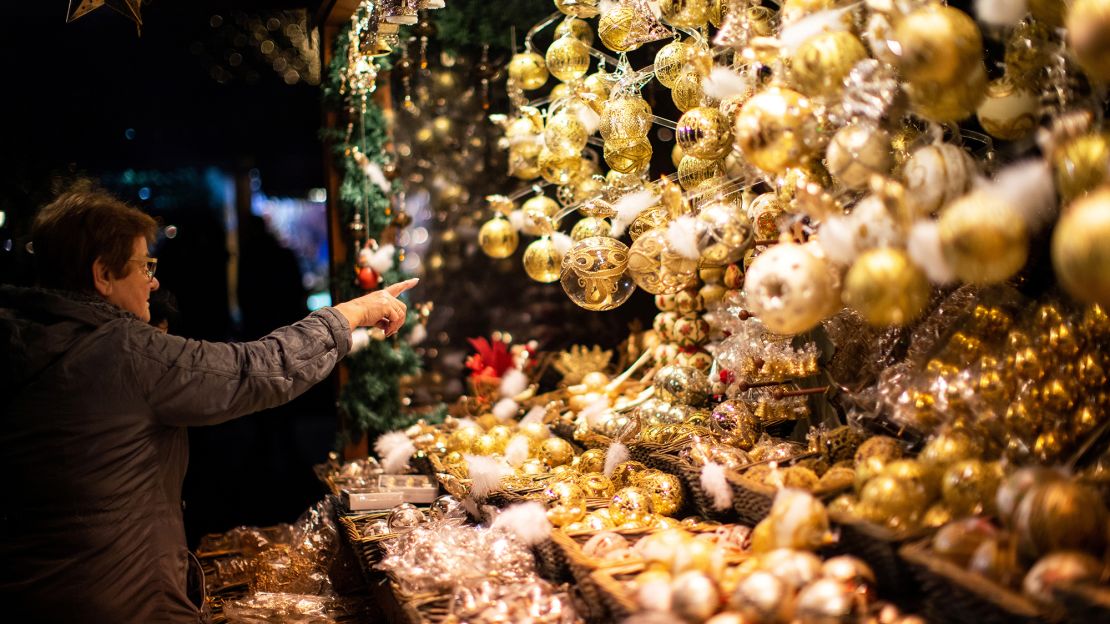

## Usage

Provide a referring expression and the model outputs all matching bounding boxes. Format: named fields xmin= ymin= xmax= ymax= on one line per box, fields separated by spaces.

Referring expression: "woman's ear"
xmin=92 ymin=257 xmax=113 ymax=297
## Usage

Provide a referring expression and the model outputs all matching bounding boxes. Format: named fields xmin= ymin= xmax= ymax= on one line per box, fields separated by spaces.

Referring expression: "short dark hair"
xmin=31 ymin=185 xmax=158 ymax=291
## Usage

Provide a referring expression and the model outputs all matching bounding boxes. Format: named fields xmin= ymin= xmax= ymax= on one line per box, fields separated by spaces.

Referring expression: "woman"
xmin=0 ymin=188 xmax=416 ymax=622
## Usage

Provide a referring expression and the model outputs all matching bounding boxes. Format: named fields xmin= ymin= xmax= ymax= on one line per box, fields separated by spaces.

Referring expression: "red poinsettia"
xmin=465 ymin=336 xmax=515 ymax=379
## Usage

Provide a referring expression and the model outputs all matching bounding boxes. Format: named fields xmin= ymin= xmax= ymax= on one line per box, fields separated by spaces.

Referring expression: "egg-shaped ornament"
xmin=598 ymin=6 xmax=640 ymax=52
xmin=791 ymin=30 xmax=869 ymax=98
xmin=479 ymin=215 xmax=519 ymax=258
xmin=560 ymin=236 xmax=636 ymax=311
xmin=902 ymin=143 xmax=978 ymax=218
xmin=523 ymin=237 xmax=564 ymax=283
xmin=627 ymin=227 xmax=700 ymax=295
xmin=938 ymin=191 xmax=1029 ymax=284
xmin=744 ymin=241 xmax=839 ymax=335
xmin=508 ymin=50 xmax=548 ymax=90
xmin=842 ymin=248 xmax=930 ymax=327
xmin=677 ymin=106 xmax=733 ymax=161
xmin=678 ymin=155 xmax=725 ymax=191
xmin=544 ymin=109 xmax=589 ymax=153
xmin=976 ymin=77 xmax=1039 ymax=141
xmin=546 ymin=33 xmax=591 ymax=83
xmin=893 ymin=4 xmax=984 ymax=87
xmin=696 ymin=200 xmax=755 ymax=266
xmin=604 ymin=136 xmax=653 ymax=174
xmin=735 ymin=86 xmax=818 ymax=174
xmin=1053 ymin=188 xmax=1110 ymax=307
xmin=1067 ymin=0 xmax=1110 ymax=82
xmin=654 ymin=39 xmax=693 ymax=88
xmin=826 ymin=122 xmax=893 ymax=190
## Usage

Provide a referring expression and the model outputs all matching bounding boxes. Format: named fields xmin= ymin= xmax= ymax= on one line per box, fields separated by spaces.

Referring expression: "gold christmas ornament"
xmin=826 ymin=123 xmax=893 ymax=190
xmin=478 ymin=215 xmax=519 ymax=258
xmin=976 ymin=77 xmax=1039 ymax=141
xmin=677 ymin=155 xmax=725 ymax=190
xmin=791 ymin=30 xmax=868 ymax=98
xmin=523 ymin=237 xmax=563 ymax=283
xmin=609 ymin=486 xmax=654 ymax=524
xmin=604 ymin=136 xmax=654 ymax=174
xmin=544 ymin=110 xmax=589 ymax=153
xmin=546 ymin=33 xmax=592 ymax=83
xmin=555 ymin=0 xmax=600 ymax=18
xmin=521 ymin=193 xmax=560 ymax=236
xmin=893 ymin=5 xmax=983 ymax=87
xmin=1013 ymin=479 xmax=1109 ymax=563
xmin=919 ymin=430 xmax=981 ymax=468
xmin=659 ymin=0 xmax=709 ymax=28
xmin=544 ymin=480 xmax=588 ymax=526
xmin=696 ymin=200 xmax=754 ymax=266
xmin=938 ymin=191 xmax=1029 ymax=284
xmin=857 ymin=475 xmax=928 ymax=530
xmin=598 ymin=6 xmax=640 ymax=52
xmin=655 ymin=364 xmax=711 ymax=405
xmin=582 ymin=71 xmax=612 ymax=113
xmin=577 ymin=448 xmax=607 ymax=473
xmin=634 ymin=470 xmax=685 ymax=516
xmin=540 ymin=436 xmax=576 ymax=467
xmin=579 ymin=472 xmax=616 ymax=497
xmin=508 ymin=51 xmax=549 ymax=90
xmin=906 ymin=62 xmax=988 ymax=123
xmin=842 ymin=248 xmax=930 ymax=327
xmin=743 ymin=241 xmax=839 ymax=335
xmin=672 ymin=66 xmax=706 ymax=112
xmin=448 ymin=426 xmax=480 ymax=453
xmin=795 ymin=578 xmax=869 ymax=623
xmin=883 ymin=459 xmax=940 ymax=501
xmin=538 ymin=146 xmax=584 ymax=186
xmin=560 ymin=236 xmax=637 ymax=311
xmin=555 ymin=16 xmax=594 ymax=45
xmin=1067 ymin=0 xmax=1110 ymax=82
xmin=734 ymin=86 xmax=817 ymax=173
xmin=676 ymin=106 xmax=733 ymax=161
xmin=1052 ymin=188 xmax=1110 ymax=307
xmin=941 ymin=459 xmax=1002 ymax=517
xmin=627 ymin=227 xmax=700 ymax=295
xmin=654 ymin=39 xmax=693 ymax=88
xmin=1052 ymin=132 xmax=1110 ymax=206
xmin=571 ymin=217 xmax=612 ymax=241
xmin=902 ymin=142 xmax=978 ymax=218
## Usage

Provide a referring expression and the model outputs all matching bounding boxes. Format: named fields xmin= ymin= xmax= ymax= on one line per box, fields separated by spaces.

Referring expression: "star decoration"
xmin=67 ymin=0 xmax=145 ymax=34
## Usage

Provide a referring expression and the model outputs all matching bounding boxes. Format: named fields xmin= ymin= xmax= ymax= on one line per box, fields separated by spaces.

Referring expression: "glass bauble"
xmin=598 ymin=6 xmax=639 ymax=52
xmin=554 ymin=16 xmax=594 ymax=45
xmin=791 ymin=30 xmax=868 ymax=98
xmin=523 ymin=237 xmax=563 ymax=283
xmin=544 ymin=109 xmax=588 ymax=152
xmin=627 ymin=227 xmax=699 ymax=294
xmin=600 ymin=93 xmax=653 ymax=140
xmin=1066 ymin=0 xmax=1110 ymax=82
xmin=1052 ymin=188 xmax=1110 ymax=307
xmin=677 ymin=155 xmax=724 ymax=190
xmin=604 ymin=136 xmax=653 ymax=173
xmin=826 ymin=122 xmax=892 ymax=190
xmin=842 ymin=248 xmax=930 ymax=327
xmin=696 ymin=199 xmax=754 ymax=266
xmin=976 ymin=77 xmax=1038 ymax=141
xmin=906 ymin=62 xmax=988 ymax=123
xmin=521 ymin=194 xmax=560 ymax=236
xmin=478 ymin=216 xmax=519 ymax=258
xmin=743 ymin=242 xmax=838 ymax=335
xmin=508 ymin=51 xmax=548 ymax=90
xmin=546 ymin=33 xmax=591 ymax=83
xmin=902 ymin=142 xmax=977 ymax=217
xmin=893 ymin=4 xmax=983 ymax=87
xmin=560 ymin=236 xmax=636 ymax=311
xmin=938 ymin=191 xmax=1028 ymax=285
xmin=677 ymin=106 xmax=733 ymax=160
xmin=659 ymin=0 xmax=709 ymax=28
xmin=734 ymin=86 xmax=817 ymax=173
xmin=555 ymin=0 xmax=600 ymax=18
xmin=654 ymin=39 xmax=693 ymax=88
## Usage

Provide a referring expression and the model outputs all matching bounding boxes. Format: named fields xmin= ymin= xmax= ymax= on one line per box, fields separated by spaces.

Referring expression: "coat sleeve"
xmin=126 ymin=307 xmax=352 ymax=427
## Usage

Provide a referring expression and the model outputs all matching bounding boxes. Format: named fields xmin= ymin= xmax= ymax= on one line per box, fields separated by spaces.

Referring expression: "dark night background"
xmin=0 ymin=1 xmax=336 ymax=546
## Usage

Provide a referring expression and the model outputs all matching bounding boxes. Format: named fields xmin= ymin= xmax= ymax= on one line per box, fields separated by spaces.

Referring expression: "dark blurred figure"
xmin=149 ymin=288 xmax=180 ymax=334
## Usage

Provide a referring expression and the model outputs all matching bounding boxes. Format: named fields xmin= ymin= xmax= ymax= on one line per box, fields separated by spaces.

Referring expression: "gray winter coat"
xmin=0 ymin=286 xmax=351 ymax=622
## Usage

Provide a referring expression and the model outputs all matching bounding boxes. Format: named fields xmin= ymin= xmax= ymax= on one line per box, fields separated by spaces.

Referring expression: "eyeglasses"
xmin=129 ymin=257 xmax=158 ymax=281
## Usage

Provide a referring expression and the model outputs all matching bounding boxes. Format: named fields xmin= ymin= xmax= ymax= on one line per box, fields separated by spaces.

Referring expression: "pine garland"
xmin=433 ymin=0 xmax=554 ymax=54
xmin=324 ymin=24 xmax=423 ymax=439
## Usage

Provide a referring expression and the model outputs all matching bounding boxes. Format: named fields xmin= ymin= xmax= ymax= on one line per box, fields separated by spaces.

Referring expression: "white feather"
xmin=520 ymin=406 xmax=547 ymax=426
xmin=552 ymin=232 xmax=574 ymax=256
xmin=574 ymin=103 xmax=601 ymax=135
xmin=500 ymin=368 xmax=529 ymax=398
xmin=374 ymin=431 xmax=411 ymax=460
xmin=907 ymin=220 xmax=956 ymax=284
xmin=490 ymin=502 xmax=551 ymax=546
xmin=599 ymin=0 xmax=621 ymax=16
xmin=666 ymin=215 xmax=702 ymax=260
xmin=504 ymin=435 xmax=532 ymax=467
xmin=383 ymin=438 xmax=416 ymax=474
xmin=351 ymin=328 xmax=371 ymax=353
xmin=700 ymin=462 xmax=734 ymax=511
xmin=580 ymin=395 xmax=612 ymax=428
xmin=508 ymin=209 xmax=526 ymax=232
xmin=779 ymin=7 xmax=853 ymax=52
xmin=611 ymin=189 xmax=660 ymax=237
xmin=465 ymin=454 xmax=511 ymax=499
xmin=456 ymin=417 xmax=481 ymax=430
xmin=363 ymin=160 xmax=392 ymax=193
xmin=703 ymin=66 xmax=749 ymax=101
xmin=368 ymin=244 xmax=395 ymax=274
xmin=987 ymin=160 xmax=1057 ymax=230
xmin=604 ymin=441 xmax=630 ymax=478
xmin=975 ymin=0 xmax=1028 ymax=27
xmin=493 ymin=398 xmax=519 ymax=421
xmin=817 ymin=215 xmax=858 ymax=265
xmin=460 ymin=496 xmax=480 ymax=518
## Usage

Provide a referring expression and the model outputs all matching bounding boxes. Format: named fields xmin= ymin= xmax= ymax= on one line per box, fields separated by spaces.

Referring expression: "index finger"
xmin=385 ymin=278 xmax=419 ymax=296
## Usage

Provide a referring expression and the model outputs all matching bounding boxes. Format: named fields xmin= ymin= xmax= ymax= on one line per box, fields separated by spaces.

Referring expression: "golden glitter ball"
xmin=906 ymin=62 xmax=988 ymax=123
xmin=560 ymin=236 xmax=636 ymax=311
xmin=521 ymin=458 xmax=548 ymax=475
xmin=696 ymin=200 xmax=754 ymax=266
xmin=478 ymin=215 xmax=519 ymax=258
xmin=921 ymin=503 xmax=953 ymax=528
xmin=791 ymin=30 xmax=868 ymax=98
xmin=858 ymin=475 xmax=929 ymax=530
xmin=676 ymin=106 xmax=733 ymax=161
xmin=472 ymin=433 xmax=500 ymax=455
xmin=842 ymin=248 xmax=930 ymax=327
xmin=579 ymin=472 xmax=616 ymax=497
xmin=609 ymin=486 xmax=655 ymax=524
xmin=938 ymin=191 xmax=1029 ymax=284
xmin=523 ymin=237 xmax=563 ymax=283
xmin=555 ymin=16 xmax=594 ymax=45
xmin=555 ymin=0 xmax=600 ymax=18
xmin=544 ymin=480 xmax=588 ymax=526
xmin=508 ymin=51 xmax=548 ymax=90
xmin=976 ymin=77 xmax=1038 ymax=141
xmin=1005 ymin=20 xmax=1055 ymax=90
xmin=610 ymin=460 xmax=648 ymax=487
xmin=546 ymin=34 xmax=592 ymax=83
xmin=539 ymin=436 xmax=575 ymax=468
xmin=627 ymin=227 xmax=700 ymax=295
xmin=677 ymin=155 xmax=724 ymax=190
xmin=544 ymin=110 xmax=588 ymax=153
xmin=1069 ymin=0 xmax=1110 ymax=81
xmin=574 ymin=448 xmax=606 ymax=473
xmin=448 ymin=426 xmax=481 ymax=453
xmin=893 ymin=4 xmax=983 ymax=87
xmin=671 ymin=67 xmax=705 ymax=112
xmin=598 ymin=7 xmax=640 ymax=52
xmin=734 ymin=86 xmax=817 ymax=174
xmin=941 ymin=459 xmax=1003 ymax=517
xmin=826 ymin=122 xmax=892 ymax=190
xmin=654 ymin=39 xmax=693 ymax=88
xmin=854 ymin=436 xmax=904 ymax=466
xmin=604 ymin=136 xmax=654 ymax=174
xmin=660 ymin=0 xmax=709 ymax=28
xmin=538 ymin=146 xmax=584 ymax=186
xmin=1052 ymin=132 xmax=1110 ymax=206
xmin=1053 ymin=187 xmax=1110 ymax=307
xmin=571 ymin=217 xmax=611 ymax=241
xmin=920 ymin=430 xmax=981 ymax=468
xmin=635 ymin=470 xmax=685 ymax=516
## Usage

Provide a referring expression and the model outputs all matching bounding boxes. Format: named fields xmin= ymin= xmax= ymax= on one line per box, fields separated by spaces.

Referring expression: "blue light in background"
xmin=138 ymin=187 xmax=151 ymax=200
xmin=124 ymin=128 xmax=136 ymax=140
xmin=306 ymin=291 xmax=332 ymax=311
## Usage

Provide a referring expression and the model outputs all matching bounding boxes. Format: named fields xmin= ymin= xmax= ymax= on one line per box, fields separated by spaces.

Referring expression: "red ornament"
xmin=356 ymin=266 xmax=380 ymax=290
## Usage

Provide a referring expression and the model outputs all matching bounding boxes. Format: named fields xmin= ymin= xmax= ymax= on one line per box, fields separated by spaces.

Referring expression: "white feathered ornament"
xmin=489 ymin=502 xmax=552 ymax=545
xmin=374 ymin=430 xmax=416 ymax=474
xmin=611 ymin=189 xmax=661 ymax=237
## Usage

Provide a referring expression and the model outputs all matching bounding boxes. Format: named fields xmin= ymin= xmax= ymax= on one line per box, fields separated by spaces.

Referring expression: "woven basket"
xmin=727 ymin=469 xmax=849 ymax=526
xmin=1055 ymin=582 xmax=1110 ymax=624
xmin=337 ymin=512 xmax=404 ymax=584
xmin=899 ymin=539 xmax=1048 ymax=624
xmin=829 ymin=512 xmax=933 ymax=602
xmin=590 ymin=561 xmax=643 ymax=621
xmin=672 ymin=460 xmax=739 ymax=523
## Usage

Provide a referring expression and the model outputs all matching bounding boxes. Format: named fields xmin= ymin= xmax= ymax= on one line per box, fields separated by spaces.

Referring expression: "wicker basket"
xmin=590 ymin=561 xmax=643 ymax=621
xmin=336 ymin=512 xmax=407 ymax=584
xmin=727 ymin=469 xmax=849 ymax=526
xmin=1054 ymin=582 xmax=1110 ymax=624
xmin=899 ymin=539 xmax=1048 ymax=624
xmin=672 ymin=460 xmax=740 ymax=523
xmin=828 ymin=512 xmax=933 ymax=602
